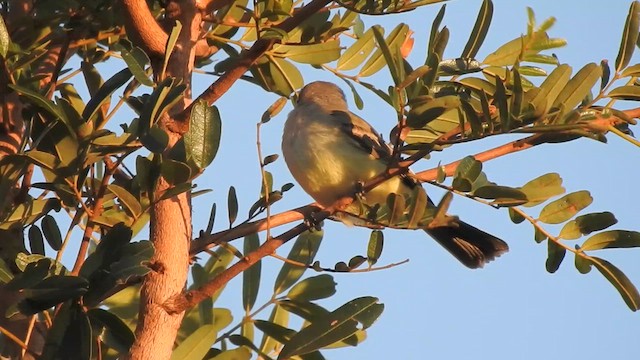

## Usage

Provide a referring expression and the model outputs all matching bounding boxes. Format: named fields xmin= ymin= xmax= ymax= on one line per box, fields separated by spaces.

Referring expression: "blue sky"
xmin=52 ymin=0 xmax=639 ymax=359
xmin=193 ymin=1 xmax=639 ymax=359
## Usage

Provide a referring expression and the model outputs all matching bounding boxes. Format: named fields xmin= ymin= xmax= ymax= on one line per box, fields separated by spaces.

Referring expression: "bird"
xmin=281 ymin=81 xmax=508 ymax=268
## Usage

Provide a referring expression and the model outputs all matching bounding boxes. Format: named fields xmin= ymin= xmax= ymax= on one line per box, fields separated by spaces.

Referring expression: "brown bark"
xmin=124 ymin=1 xmax=201 ymax=359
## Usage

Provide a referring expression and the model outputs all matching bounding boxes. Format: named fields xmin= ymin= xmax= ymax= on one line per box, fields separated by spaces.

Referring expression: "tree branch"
xmin=176 ymin=0 xmax=332 ymax=125
xmin=120 ymin=0 xmax=169 ymax=58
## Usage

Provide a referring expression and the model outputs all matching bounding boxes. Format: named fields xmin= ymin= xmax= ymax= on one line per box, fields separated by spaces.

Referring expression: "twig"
xmin=269 ymin=252 xmax=410 ymax=273
xmin=0 ymin=325 xmax=37 ymax=357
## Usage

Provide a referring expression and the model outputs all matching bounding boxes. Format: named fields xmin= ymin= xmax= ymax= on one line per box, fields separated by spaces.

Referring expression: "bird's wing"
xmin=330 ymin=110 xmax=394 ymax=161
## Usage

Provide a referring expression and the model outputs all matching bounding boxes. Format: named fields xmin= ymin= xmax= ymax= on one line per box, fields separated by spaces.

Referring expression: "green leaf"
xmin=348 ymin=256 xmax=367 ymax=270
xmin=18 ymin=276 xmax=89 ymax=315
xmin=139 ymin=78 xmax=185 ymax=132
xmin=575 ymin=254 xmax=592 ymax=274
xmin=608 ymin=85 xmax=640 ymax=100
xmin=160 ymin=159 xmax=192 ymax=185
xmin=406 ymin=95 xmax=461 ymax=129
xmin=42 ymin=215 xmax=62 ymax=251
xmin=140 ymin=126 xmax=169 ymax=153
xmin=256 ymin=318 xmax=295 ymax=344
xmin=551 ymin=63 xmax=601 ymax=112
xmin=337 ymin=28 xmax=376 ymax=71
xmin=494 ymin=77 xmax=510 ymax=130
xmin=170 ymin=324 xmax=218 ymax=360
xmin=278 ymin=297 xmax=383 ymax=359
xmin=589 ymin=256 xmax=640 ymax=311
xmin=228 ymin=186 xmax=238 ymax=227
xmin=287 ymin=275 xmax=337 ymax=301
xmin=620 ymin=63 xmax=640 ymax=77
xmin=530 ymin=64 xmax=572 ymax=116
xmin=262 ymin=97 xmax=288 ymax=123
xmin=278 ymin=299 xmax=330 ymax=322
xmin=108 ymin=184 xmax=143 ymax=217
xmin=82 ymin=68 xmax=133 ymax=122
xmin=359 ymin=23 xmax=409 ymax=78
xmin=185 ymin=100 xmax=222 ymax=169
xmin=371 ymin=25 xmax=401 ymax=86
xmin=210 ymin=347 xmax=252 ymax=360
xmin=461 ymin=0 xmax=493 ymax=59
xmin=483 ymin=35 xmax=525 ymax=66
xmin=87 ymin=308 xmax=135 ymax=354
xmin=407 ymin=186 xmax=428 ymax=229
xmin=8 ymin=84 xmax=68 ymax=127
xmin=40 ymin=302 xmax=92 ymax=360
xmin=243 ymin=233 xmax=261 ymax=312
xmin=28 ymin=226 xmax=45 ymax=255
xmin=615 ymin=1 xmax=640 ymax=72
xmin=114 ymin=40 xmax=153 ymax=86
xmin=520 ymin=172 xmax=565 ymax=207
xmin=162 ymin=21 xmax=182 ymax=78
xmin=600 ymin=60 xmax=611 ymax=90
xmin=545 ymin=240 xmax=565 ymax=273
xmin=275 ymin=41 xmax=341 ymax=65
xmin=473 ymin=185 xmax=527 ymax=204
xmin=6 ymin=259 xmax=50 ymax=291
xmin=259 ymin=305 xmax=290 ymax=354
xmin=439 ymin=58 xmax=482 ymax=75
xmin=385 ymin=193 xmax=405 ymax=226
xmin=581 ymin=230 xmax=640 ymax=251
xmin=428 ymin=5 xmax=447 ymax=54
xmin=538 ymin=190 xmax=592 ymax=224
xmin=366 ymin=230 xmax=384 ymax=267
xmin=559 ymin=212 xmax=618 ymax=240
xmin=274 ymin=230 xmax=323 ymax=295
xmin=0 ymin=15 xmax=9 ymax=57
xmin=508 ymin=208 xmax=525 ymax=224
xmin=452 ymin=156 xmax=482 ymax=192
xmin=0 ymin=258 xmax=13 ymax=283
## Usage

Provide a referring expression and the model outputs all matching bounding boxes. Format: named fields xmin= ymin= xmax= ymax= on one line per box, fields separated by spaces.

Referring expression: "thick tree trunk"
xmin=123 ymin=1 xmax=200 ymax=358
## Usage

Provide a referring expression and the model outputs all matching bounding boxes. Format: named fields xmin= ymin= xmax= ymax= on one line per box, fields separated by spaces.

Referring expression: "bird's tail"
xmin=424 ymin=221 xmax=509 ymax=269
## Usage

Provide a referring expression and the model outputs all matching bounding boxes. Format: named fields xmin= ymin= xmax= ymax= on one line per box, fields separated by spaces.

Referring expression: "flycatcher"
xmin=282 ymin=81 xmax=508 ymax=268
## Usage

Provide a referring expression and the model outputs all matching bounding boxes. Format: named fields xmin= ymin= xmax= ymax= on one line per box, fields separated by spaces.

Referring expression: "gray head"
xmin=297 ymin=81 xmax=348 ymax=110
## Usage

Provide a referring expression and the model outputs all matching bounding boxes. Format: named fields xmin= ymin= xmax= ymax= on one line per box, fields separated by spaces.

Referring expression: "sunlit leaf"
xmin=0 ymin=16 xmax=8 ymax=57
xmin=538 ymin=190 xmax=592 ymax=224
xmin=114 ymin=40 xmax=153 ymax=86
xmin=274 ymin=230 xmax=323 ymax=295
xmin=615 ymin=1 xmax=640 ymax=72
xmin=520 ymin=172 xmax=565 ymax=207
xmin=608 ymin=85 xmax=640 ymax=100
xmin=337 ymin=28 xmax=376 ymax=71
xmin=108 ymin=184 xmax=142 ymax=217
xmin=559 ymin=212 xmax=618 ymax=240
xmin=287 ymin=275 xmax=337 ymax=301
xmin=551 ymin=63 xmax=601 ymax=113
xmin=275 ymin=41 xmax=341 ymax=65
xmin=581 ymin=230 xmax=640 ymax=251
xmin=461 ymin=0 xmax=493 ymax=59
xmin=170 ymin=324 xmax=217 ymax=360
xmin=359 ymin=23 xmax=409 ymax=77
